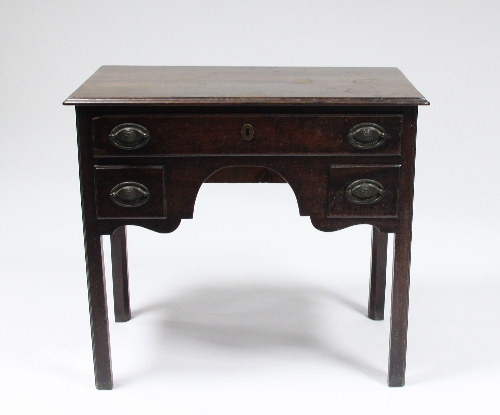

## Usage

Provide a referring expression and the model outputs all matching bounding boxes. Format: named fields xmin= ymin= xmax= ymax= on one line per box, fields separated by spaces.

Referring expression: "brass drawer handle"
xmin=110 ymin=182 xmax=150 ymax=207
xmin=109 ymin=123 xmax=150 ymax=150
xmin=241 ymin=124 xmax=254 ymax=141
xmin=347 ymin=123 xmax=387 ymax=149
xmin=346 ymin=179 xmax=385 ymax=204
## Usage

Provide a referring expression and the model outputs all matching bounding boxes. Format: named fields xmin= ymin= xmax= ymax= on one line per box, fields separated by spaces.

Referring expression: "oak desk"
xmin=64 ymin=66 xmax=428 ymax=389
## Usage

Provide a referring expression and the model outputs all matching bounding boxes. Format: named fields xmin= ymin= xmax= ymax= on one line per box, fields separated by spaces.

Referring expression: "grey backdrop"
xmin=1 ymin=1 xmax=498 ymax=413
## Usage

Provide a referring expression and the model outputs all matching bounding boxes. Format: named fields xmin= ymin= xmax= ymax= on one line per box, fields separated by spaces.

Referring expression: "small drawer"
xmin=94 ymin=166 xmax=166 ymax=219
xmin=328 ymin=165 xmax=400 ymax=218
xmin=92 ymin=114 xmax=402 ymax=156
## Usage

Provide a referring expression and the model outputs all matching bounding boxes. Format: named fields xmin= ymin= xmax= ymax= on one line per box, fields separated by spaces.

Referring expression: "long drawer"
xmin=92 ymin=114 xmax=403 ymax=156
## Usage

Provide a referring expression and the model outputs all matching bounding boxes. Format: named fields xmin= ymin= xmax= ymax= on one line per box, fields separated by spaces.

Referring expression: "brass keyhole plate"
xmin=241 ymin=124 xmax=254 ymax=141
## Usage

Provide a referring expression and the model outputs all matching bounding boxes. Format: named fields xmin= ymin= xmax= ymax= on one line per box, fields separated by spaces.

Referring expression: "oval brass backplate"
xmin=241 ymin=124 xmax=254 ymax=141
xmin=347 ymin=123 xmax=387 ymax=149
xmin=110 ymin=182 xmax=150 ymax=207
xmin=109 ymin=123 xmax=150 ymax=150
xmin=345 ymin=179 xmax=385 ymax=204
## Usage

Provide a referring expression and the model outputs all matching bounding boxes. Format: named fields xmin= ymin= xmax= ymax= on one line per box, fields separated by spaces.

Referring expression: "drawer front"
xmin=92 ymin=115 xmax=402 ymax=156
xmin=94 ymin=166 xmax=166 ymax=219
xmin=328 ymin=165 xmax=400 ymax=218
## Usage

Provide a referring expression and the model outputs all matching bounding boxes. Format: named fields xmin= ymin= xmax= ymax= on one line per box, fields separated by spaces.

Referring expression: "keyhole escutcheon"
xmin=241 ymin=124 xmax=254 ymax=141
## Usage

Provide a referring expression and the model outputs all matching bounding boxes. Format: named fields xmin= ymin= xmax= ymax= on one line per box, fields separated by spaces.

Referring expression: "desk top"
xmin=64 ymin=66 xmax=428 ymax=106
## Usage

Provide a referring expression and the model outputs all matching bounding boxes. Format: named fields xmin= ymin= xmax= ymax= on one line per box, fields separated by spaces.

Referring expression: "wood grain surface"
xmin=92 ymin=114 xmax=403 ymax=156
xmin=64 ymin=66 xmax=428 ymax=106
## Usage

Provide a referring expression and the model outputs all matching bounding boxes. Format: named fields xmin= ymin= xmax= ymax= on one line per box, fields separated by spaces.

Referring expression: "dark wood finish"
xmin=368 ymin=227 xmax=388 ymax=320
xmin=110 ymin=226 xmax=131 ymax=322
xmin=64 ymin=66 xmax=429 ymax=106
xmin=84 ymin=233 xmax=112 ymax=389
xmin=328 ymin=165 xmax=400 ymax=218
xmin=205 ymin=166 xmax=286 ymax=183
xmin=77 ymin=108 xmax=113 ymax=390
xmin=92 ymin=114 xmax=403 ymax=156
xmin=387 ymin=106 xmax=417 ymax=387
xmin=94 ymin=166 xmax=166 ymax=219
xmin=389 ymin=229 xmax=412 ymax=386
xmin=66 ymin=66 xmax=426 ymax=389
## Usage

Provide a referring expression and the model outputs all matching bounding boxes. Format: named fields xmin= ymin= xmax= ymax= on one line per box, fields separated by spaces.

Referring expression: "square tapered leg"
xmin=84 ymin=231 xmax=113 ymax=390
xmin=368 ymin=227 xmax=388 ymax=320
xmin=110 ymin=226 xmax=131 ymax=322
xmin=388 ymin=227 xmax=412 ymax=387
